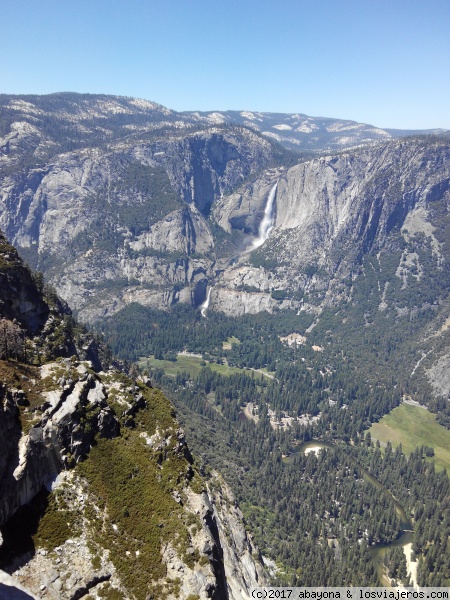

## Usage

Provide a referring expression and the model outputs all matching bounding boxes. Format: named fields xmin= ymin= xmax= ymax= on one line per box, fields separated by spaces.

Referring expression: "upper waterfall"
xmin=252 ymin=182 xmax=278 ymax=249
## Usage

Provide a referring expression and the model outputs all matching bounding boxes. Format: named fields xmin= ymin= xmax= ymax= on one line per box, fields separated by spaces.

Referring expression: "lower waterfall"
xmin=200 ymin=286 xmax=212 ymax=317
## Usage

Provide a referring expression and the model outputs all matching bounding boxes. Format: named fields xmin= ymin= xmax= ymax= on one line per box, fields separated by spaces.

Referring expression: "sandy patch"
xmin=403 ymin=542 xmax=418 ymax=588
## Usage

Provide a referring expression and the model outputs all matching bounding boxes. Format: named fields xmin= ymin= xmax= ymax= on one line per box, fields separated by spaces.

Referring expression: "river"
xmin=283 ymin=441 xmax=418 ymax=587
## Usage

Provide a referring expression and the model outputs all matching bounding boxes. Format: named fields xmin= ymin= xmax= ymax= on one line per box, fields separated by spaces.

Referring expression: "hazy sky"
xmin=1 ymin=0 xmax=449 ymax=129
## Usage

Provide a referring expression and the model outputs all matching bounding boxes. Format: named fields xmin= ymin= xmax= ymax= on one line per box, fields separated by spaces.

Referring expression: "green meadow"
xmin=369 ymin=403 xmax=450 ymax=472
xmin=140 ymin=353 xmax=270 ymax=381
xmin=222 ymin=336 xmax=241 ymax=350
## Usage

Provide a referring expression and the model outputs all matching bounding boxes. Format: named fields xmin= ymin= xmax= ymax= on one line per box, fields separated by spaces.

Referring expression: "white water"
xmin=252 ymin=182 xmax=278 ymax=249
xmin=200 ymin=286 xmax=212 ymax=317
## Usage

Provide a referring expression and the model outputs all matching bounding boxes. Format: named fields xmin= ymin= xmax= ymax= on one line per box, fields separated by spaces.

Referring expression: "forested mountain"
xmin=0 ymin=93 xmax=449 ymax=591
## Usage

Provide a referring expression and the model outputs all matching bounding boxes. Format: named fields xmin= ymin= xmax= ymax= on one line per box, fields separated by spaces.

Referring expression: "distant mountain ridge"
xmin=1 ymin=92 xmax=446 ymax=156
xmin=184 ymin=108 xmax=447 ymax=151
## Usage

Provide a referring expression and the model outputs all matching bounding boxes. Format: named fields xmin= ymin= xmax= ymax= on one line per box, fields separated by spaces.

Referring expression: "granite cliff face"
xmin=0 ymin=236 xmax=49 ymax=333
xmin=210 ymin=136 xmax=450 ymax=316
xmin=0 ymin=99 xmax=276 ymax=321
xmin=0 ymin=234 xmax=268 ymax=599
xmin=1 ymin=93 xmax=448 ymax=326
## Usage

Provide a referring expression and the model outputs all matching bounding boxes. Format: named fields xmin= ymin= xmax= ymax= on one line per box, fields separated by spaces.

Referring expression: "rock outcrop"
xmin=207 ymin=474 xmax=268 ymax=600
xmin=0 ymin=359 xmax=268 ymax=600
xmin=0 ymin=236 xmax=49 ymax=333
xmin=0 ymin=356 xmax=119 ymax=521
xmin=0 ymin=102 xmax=276 ymax=321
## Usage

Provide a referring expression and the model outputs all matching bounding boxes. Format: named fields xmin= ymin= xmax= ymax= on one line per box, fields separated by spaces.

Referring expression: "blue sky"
xmin=1 ymin=0 xmax=449 ymax=129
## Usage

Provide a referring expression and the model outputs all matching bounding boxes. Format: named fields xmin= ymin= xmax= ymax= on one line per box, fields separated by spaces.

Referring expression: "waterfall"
xmin=252 ymin=182 xmax=278 ymax=249
xmin=200 ymin=286 xmax=212 ymax=318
